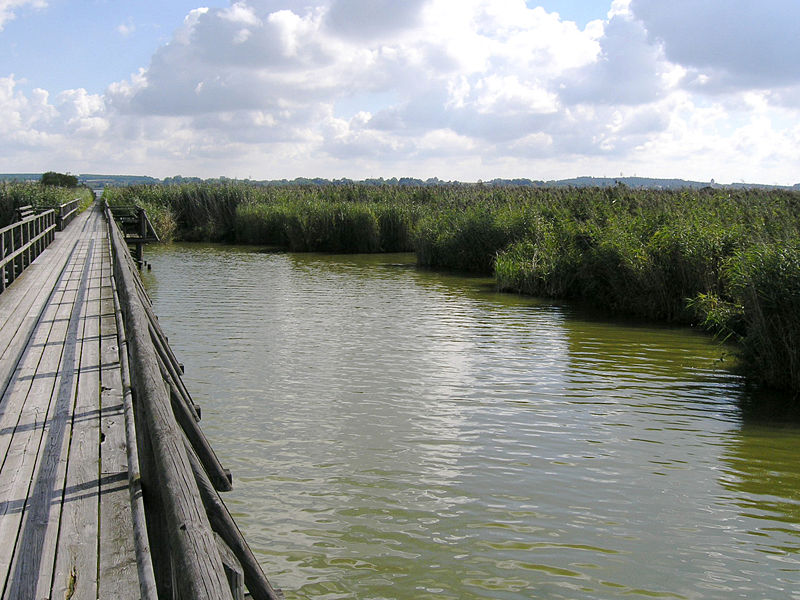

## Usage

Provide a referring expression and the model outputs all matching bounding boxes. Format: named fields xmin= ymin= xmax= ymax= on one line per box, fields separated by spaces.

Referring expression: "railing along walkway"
xmin=0 ymin=209 xmax=57 ymax=293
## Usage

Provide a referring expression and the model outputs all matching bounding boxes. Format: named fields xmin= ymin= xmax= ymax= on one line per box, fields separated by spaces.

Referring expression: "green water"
xmin=142 ymin=243 xmax=800 ymax=599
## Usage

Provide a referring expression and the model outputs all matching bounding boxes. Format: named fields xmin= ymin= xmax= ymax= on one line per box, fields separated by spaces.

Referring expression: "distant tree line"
xmin=40 ymin=171 xmax=78 ymax=187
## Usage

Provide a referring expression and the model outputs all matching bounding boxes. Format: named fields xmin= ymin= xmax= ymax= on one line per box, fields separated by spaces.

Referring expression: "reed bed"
xmin=0 ymin=181 xmax=94 ymax=228
xmin=103 ymin=182 xmax=800 ymax=392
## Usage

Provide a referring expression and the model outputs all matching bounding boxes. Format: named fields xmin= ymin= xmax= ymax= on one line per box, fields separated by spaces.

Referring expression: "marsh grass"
xmin=1 ymin=181 xmax=93 ymax=228
xmin=103 ymin=182 xmax=800 ymax=391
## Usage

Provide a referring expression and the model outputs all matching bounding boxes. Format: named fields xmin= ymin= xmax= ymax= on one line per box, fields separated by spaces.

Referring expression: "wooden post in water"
xmin=1 ymin=231 xmax=5 ymax=292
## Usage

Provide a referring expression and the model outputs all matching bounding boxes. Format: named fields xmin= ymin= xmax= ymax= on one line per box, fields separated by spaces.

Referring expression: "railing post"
xmin=33 ymin=216 xmax=39 ymax=257
xmin=27 ymin=220 xmax=33 ymax=268
xmin=1 ymin=232 xmax=5 ymax=292
xmin=24 ymin=221 xmax=30 ymax=271
xmin=13 ymin=224 xmax=20 ymax=279
xmin=135 ymin=207 xmax=146 ymax=267
xmin=9 ymin=228 xmax=15 ymax=284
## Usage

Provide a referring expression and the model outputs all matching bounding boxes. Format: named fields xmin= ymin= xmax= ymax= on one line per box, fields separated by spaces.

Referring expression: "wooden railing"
xmin=58 ymin=198 xmax=81 ymax=231
xmin=107 ymin=204 xmax=159 ymax=266
xmin=0 ymin=199 xmax=88 ymax=294
xmin=0 ymin=209 xmax=56 ymax=293
xmin=104 ymin=203 xmax=281 ymax=600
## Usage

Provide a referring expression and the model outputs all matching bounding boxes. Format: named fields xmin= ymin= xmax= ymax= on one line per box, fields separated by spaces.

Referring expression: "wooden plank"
xmin=50 ymin=229 xmax=102 ymax=600
xmin=155 ymin=347 xmax=231 ymax=492
xmin=0 ymin=209 xmax=92 ymax=398
xmin=2 ymin=237 xmax=93 ymax=600
xmin=0 ymin=208 xmax=88 ymax=345
xmin=0 ymin=237 xmax=89 ymax=598
xmin=0 ymin=236 xmax=84 ymax=552
xmin=97 ymin=233 xmax=140 ymax=598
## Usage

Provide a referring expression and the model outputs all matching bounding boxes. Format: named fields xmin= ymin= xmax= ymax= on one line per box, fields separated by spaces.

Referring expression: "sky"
xmin=1 ymin=0 xmax=798 ymax=184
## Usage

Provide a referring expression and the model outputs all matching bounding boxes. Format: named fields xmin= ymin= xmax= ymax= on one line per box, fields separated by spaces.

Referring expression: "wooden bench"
xmin=15 ymin=205 xmax=35 ymax=221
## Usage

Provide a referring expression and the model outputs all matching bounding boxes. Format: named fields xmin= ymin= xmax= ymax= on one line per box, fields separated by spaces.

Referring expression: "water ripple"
xmin=142 ymin=245 xmax=800 ymax=600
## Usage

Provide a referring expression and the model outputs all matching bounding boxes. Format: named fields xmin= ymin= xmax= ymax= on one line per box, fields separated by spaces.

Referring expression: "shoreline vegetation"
xmin=0 ymin=181 xmax=94 ymax=228
xmin=102 ymin=182 xmax=800 ymax=394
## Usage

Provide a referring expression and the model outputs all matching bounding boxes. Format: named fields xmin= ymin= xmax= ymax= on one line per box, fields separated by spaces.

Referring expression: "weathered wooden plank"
xmin=97 ymin=234 xmax=141 ymax=598
xmin=50 ymin=230 xmax=103 ymax=600
xmin=2 ymin=239 xmax=93 ymax=600
xmin=0 ymin=238 xmax=84 ymax=565
xmin=215 ymin=532 xmax=245 ymax=600
xmin=0 ymin=238 xmax=90 ymax=599
xmin=0 ymin=208 xmax=85 ymax=332
xmin=0 ymin=212 xmax=88 ymax=397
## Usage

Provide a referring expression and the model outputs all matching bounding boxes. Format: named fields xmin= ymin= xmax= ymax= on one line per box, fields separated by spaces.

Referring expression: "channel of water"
xmin=142 ymin=243 xmax=800 ymax=600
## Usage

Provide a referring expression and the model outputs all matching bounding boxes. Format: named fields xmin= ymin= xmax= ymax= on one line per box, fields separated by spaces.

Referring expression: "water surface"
xmin=142 ymin=244 xmax=800 ymax=599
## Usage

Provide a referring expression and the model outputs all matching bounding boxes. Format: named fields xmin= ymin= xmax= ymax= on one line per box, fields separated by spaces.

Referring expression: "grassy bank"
xmin=103 ymin=183 xmax=800 ymax=392
xmin=1 ymin=181 xmax=94 ymax=228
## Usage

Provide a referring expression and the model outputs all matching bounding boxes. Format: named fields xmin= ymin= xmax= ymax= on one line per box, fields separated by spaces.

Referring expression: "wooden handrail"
xmin=58 ymin=198 xmax=81 ymax=231
xmin=108 ymin=236 xmax=160 ymax=600
xmin=105 ymin=203 xmax=234 ymax=599
xmin=0 ymin=209 xmax=56 ymax=293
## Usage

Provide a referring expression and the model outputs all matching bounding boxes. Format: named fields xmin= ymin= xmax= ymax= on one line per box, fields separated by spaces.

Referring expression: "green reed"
xmin=1 ymin=181 xmax=94 ymax=228
xmin=102 ymin=182 xmax=800 ymax=392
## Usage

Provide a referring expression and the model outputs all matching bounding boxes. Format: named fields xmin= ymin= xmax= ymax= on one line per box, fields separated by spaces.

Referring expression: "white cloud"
xmin=2 ymin=0 xmax=799 ymax=184
xmin=0 ymin=0 xmax=46 ymax=30
xmin=558 ymin=14 xmax=672 ymax=106
xmin=0 ymin=74 xmax=114 ymax=172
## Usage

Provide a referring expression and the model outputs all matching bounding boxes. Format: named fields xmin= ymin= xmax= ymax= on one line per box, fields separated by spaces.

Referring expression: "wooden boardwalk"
xmin=0 ymin=205 xmax=138 ymax=598
xmin=0 ymin=204 xmax=279 ymax=599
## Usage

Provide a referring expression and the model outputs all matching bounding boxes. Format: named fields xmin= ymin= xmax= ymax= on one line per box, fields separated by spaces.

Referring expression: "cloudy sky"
xmin=1 ymin=0 xmax=798 ymax=184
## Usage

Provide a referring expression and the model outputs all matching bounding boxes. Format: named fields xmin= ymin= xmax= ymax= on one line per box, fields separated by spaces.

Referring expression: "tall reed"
xmin=1 ymin=181 xmax=93 ymax=228
xmin=101 ymin=182 xmax=800 ymax=392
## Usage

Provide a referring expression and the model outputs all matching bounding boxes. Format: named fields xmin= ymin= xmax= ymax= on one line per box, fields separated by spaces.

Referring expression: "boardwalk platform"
xmin=0 ymin=204 xmax=137 ymax=598
xmin=0 ymin=204 xmax=279 ymax=599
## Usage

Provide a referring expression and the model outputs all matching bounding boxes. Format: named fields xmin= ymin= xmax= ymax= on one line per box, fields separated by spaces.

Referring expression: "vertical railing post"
xmin=10 ymin=228 xmax=14 ymax=284
xmin=1 ymin=231 xmax=5 ymax=293
xmin=27 ymin=220 xmax=32 ymax=268
xmin=23 ymin=221 xmax=29 ymax=271
xmin=13 ymin=224 xmax=19 ymax=280
xmin=136 ymin=207 xmax=146 ymax=267
xmin=35 ymin=215 xmax=42 ymax=256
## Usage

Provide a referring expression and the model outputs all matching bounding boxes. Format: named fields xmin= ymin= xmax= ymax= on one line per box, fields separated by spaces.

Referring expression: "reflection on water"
xmin=142 ymin=244 xmax=800 ymax=599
